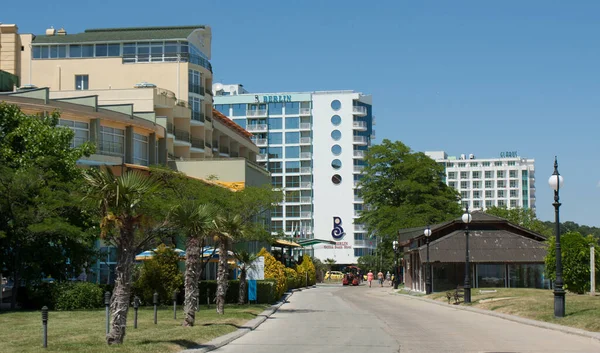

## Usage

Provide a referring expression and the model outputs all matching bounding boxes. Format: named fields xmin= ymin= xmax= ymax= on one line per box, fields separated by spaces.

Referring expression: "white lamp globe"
xmin=424 ymin=228 xmax=432 ymax=237
xmin=548 ymin=174 xmax=564 ymax=191
xmin=461 ymin=213 xmax=472 ymax=224
xmin=392 ymin=240 xmax=398 ymax=250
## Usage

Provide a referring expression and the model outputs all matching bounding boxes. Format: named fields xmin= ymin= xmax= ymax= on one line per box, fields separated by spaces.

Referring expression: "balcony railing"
xmin=353 ymin=150 xmax=365 ymax=158
xmin=300 ymin=212 xmax=312 ymax=218
xmin=246 ymin=109 xmax=268 ymax=117
xmin=188 ymin=82 xmax=205 ymax=95
xmin=354 ymin=180 xmax=362 ymax=188
xmin=167 ymin=122 xmax=174 ymax=134
xmin=252 ymin=138 xmax=268 ymax=146
xmin=300 ymin=197 xmax=312 ymax=203
xmin=354 ymin=210 xmax=362 ymax=217
xmin=354 ymin=165 xmax=365 ymax=173
xmin=300 ymin=167 xmax=311 ymax=174
xmin=353 ymin=136 xmax=368 ymax=144
xmin=300 ymin=137 xmax=312 ymax=144
xmin=352 ymin=106 xmax=367 ymax=115
xmin=354 ymin=195 xmax=364 ymax=202
xmin=299 ymin=123 xmax=311 ymax=130
xmin=299 ymin=107 xmax=311 ymax=115
xmin=300 ymin=182 xmax=312 ymax=188
xmin=174 ymin=129 xmax=190 ymax=142
xmin=205 ymin=87 xmax=213 ymax=96
xmin=354 ymin=240 xmax=368 ymax=247
xmin=205 ymin=142 xmax=212 ymax=149
xmin=220 ymin=146 xmax=230 ymax=154
xmin=257 ymin=154 xmax=267 ymax=161
xmin=300 ymin=152 xmax=312 ymax=159
xmin=354 ymin=224 xmax=367 ymax=232
xmin=212 ymin=142 xmax=219 ymax=149
xmin=247 ymin=124 xmax=268 ymax=132
xmin=190 ymin=137 xmax=205 ymax=149
xmin=230 ymin=152 xmax=239 ymax=157
xmin=353 ymin=121 xmax=367 ymax=130
xmin=191 ymin=111 xmax=205 ymax=122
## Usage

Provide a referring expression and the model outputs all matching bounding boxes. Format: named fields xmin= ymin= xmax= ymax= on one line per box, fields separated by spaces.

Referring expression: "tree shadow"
xmin=276 ymin=308 xmax=324 ymax=314
xmin=139 ymin=339 xmax=210 ymax=349
xmin=201 ymin=323 xmax=253 ymax=330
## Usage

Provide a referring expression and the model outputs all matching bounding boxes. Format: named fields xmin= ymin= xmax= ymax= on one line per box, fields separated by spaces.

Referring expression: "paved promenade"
xmin=212 ymin=285 xmax=600 ymax=353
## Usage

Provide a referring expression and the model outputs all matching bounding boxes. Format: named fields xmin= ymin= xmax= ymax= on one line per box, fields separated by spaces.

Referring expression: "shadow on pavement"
xmin=276 ymin=308 xmax=324 ymax=314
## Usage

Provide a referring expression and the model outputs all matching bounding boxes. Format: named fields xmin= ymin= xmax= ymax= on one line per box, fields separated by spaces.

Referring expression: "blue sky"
xmin=4 ymin=0 xmax=600 ymax=226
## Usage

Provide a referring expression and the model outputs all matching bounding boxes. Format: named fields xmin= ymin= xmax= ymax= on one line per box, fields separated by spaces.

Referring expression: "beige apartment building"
xmin=0 ymin=23 xmax=267 ymax=188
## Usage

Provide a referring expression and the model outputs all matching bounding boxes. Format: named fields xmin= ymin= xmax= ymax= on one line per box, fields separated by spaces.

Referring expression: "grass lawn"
xmin=425 ymin=288 xmax=600 ymax=332
xmin=0 ymin=304 xmax=268 ymax=353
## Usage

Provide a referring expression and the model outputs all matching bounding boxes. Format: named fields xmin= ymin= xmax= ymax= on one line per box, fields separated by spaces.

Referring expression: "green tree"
xmin=358 ymin=139 xmax=462 ymax=240
xmin=545 ymin=232 xmax=600 ymax=294
xmin=133 ymin=244 xmax=183 ymax=305
xmin=324 ymin=258 xmax=336 ymax=279
xmin=0 ymin=103 xmax=95 ymax=309
xmin=169 ymin=203 xmax=215 ymax=326
xmin=233 ymin=250 xmax=257 ymax=304
xmin=357 ymin=255 xmax=379 ymax=273
xmin=83 ymin=168 xmax=161 ymax=345
xmin=484 ymin=206 xmax=552 ymax=236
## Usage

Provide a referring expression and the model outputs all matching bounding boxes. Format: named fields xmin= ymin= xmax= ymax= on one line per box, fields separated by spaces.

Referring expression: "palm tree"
xmin=213 ymin=213 xmax=246 ymax=314
xmin=169 ymin=203 xmax=215 ymax=327
xmin=83 ymin=168 xmax=160 ymax=345
xmin=233 ymin=250 xmax=257 ymax=305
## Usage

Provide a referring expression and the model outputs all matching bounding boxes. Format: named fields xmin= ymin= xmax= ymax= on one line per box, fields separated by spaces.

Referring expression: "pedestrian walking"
xmin=385 ymin=271 xmax=391 ymax=286
xmin=377 ymin=271 xmax=384 ymax=287
xmin=367 ymin=270 xmax=374 ymax=288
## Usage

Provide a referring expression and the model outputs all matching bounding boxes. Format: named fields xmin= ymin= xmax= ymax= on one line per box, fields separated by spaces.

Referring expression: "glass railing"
xmin=246 ymin=109 xmax=268 ymax=117
xmin=188 ymin=83 xmax=204 ymax=95
xmin=167 ymin=122 xmax=174 ymax=134
xmin=191 ymin=111 xmax=205 ymax=122
xmin=174 ymin=129 xmax=190 ymax=142
xmin=352 ymin=106 xmax=367 ymax=115
xmin=190 ymin=137 xmax=205 ymax=149
xmin=299 ymin=108 xmax=311 ymax=115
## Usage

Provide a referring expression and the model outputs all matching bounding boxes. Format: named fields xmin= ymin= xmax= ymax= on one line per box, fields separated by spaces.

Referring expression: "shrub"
xmin=16 ymin=283 xmax=57 ymax=310
xmin=257 ymin=248 xmax=287 ymax=298
xmin=55 ymin=282 xmax=103 ymax=310
xmin=545 ymin=232 xmax=600 ymax=294
xmin=296 ymin=255 xmax=317 ymax=286
xmin=133 ymin=245 xmax=184 ymax=305
xmin=284 ymin=267 xmax=299 ymax=290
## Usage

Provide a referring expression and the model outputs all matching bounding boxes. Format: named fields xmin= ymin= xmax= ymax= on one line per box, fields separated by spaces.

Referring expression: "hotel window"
xmin=215 ymin=104 xmax=230 ymax=116
xmin=460 ymin=181 xmax=469 ymax=189
xmin=460 ymin=172 xmax=468 ymax=179
xmin=473 ymin=200 xmax=481 ymax=209
xmin=461 ymin=191 xmax=470 ymax=199
xmin=285 ymin=117 xmax=300 ymax=129
xmin=285 ymin=146 xmax=300 ymax=158
xmin=509 ymin=170 xmax=518 ymax=178
xmin=448 ymin=181 xmax=456 ymax=188
xmin=268 ymin=117 xmax=283 ymax=129
xmin=510 ymin=190 xmax=519 ymax=198
xmin=482 ymin=162 xmax=491 ymax=167
xmin=285 ymin=132 xmax=300 ymax=144
xmin=75 ymin=75 xmax=89 ymax=90
xmin=472 ymin=181 xmax=481 ymax=189
xmin=485 ymin=200 xmax=494 ymax=208
xmin=268 ymin=132 xmax=282 ymax=144
xmin=496 ymin=170 xmax=505 ymax=178
xmin=286 ymin=161 xmax=300 ymax=173
xmin=508 ymin=161 xmax=516 ymax=166
xmin=461 ymin=201 xmax=469 ymax=209
xmin=511 ymin=200 xmax=518 ymax=208
xmin=286 ymin=176 xmax=300 ymax=188
xmin=271 ymin=221 xmax=283 ymax=232
xmin=232 ymin=104 xmax=246 ymax=116
xmin=458 ymin=162 xmax=466 ymax=167
xmin=485 ymin=190 xmax=493 ymax=198
xmin=485 ymin=181 xmax=493 ymax=189
xmin=99 ymin=126 xmax=125 ymax=156
xmin=285 ymin=102 xmax=299 ymax=115
xmin=510 ymin=180 xmax=519 ymax=188
xmin=232 ymin=119 xmax=246 ymax=129
xmin=447 ymin=163 xmax=454 ymax=167
xmin=50 ymin=45 xmax=67 ymax=58
xmin=473 ymin=191 xmax=481 ymax=199
xmin=470 ymin=162 xmax=478 ymax=167
xmin=472 ymin=171 xmax=481 ymax=179
xmin=59 ymin=119 xmax=89 ymax=147
xmin=95 ymin=43 xmax=120 ymax=57
xmin=497 ymin=180 xmax=506 ymax=188
xmin=448 ymin=172 xmax=457 ymax=179
xmin=133 ymin=133 xmax=149 ymax=166
xmin=188 ymin=69 xmax=202 ymax=95
xmin=485 ymin=171 xmax=493 ymax=179
xmin=497 ymin=190 xmax=505 ymax=198
xmin=498 ymin=200 xmax=506 ymax=207
xmin=272 ymin=206 xmax=283 ymax=218
xmin=271 ymin=176 xmax=283 ymax=188
xmin=268 ymin=147 xmax=283 ymax=159
xmin=268 ymin=161 xmax=282 ymax=173
xmin=268 ymin=103 xmax=283 ymax=115
xmin=495 ymin=161 xmax=503 ymax=166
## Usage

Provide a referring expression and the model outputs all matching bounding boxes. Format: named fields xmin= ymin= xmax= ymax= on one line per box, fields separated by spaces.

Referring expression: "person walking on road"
xmin=367 ymin=270 xmax=374 ymax=287
xmin=385 ymin=271 xmax=391 ymax=286
xmin=377 ymin=271 xmax=384 ymax=287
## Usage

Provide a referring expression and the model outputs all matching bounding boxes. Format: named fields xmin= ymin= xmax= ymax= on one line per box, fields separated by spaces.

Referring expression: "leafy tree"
xmin=484 ymin=206 xmax=552 ymax=236
xmin=168 ymin=203 xmax=215 ymax=326
xmin=257 ymin=248 xmax=287 ymax=298
xmin=358 ymin=139 xmax=462 ymax=240
xmin=83 ymin=168 xmax=161 ymax=345
xmin=296 ymin=255 xmax=316 ymax=286
xmin=233 ymin=250 xmax=257 ymax=305
xmin=540 ymin=220 xmax=600 ymax=241
xmin=545 ymin=232 xmax=600 ymax=294
xmin=357 ymin=255 xmax=379 ymax=273
xmin=132 ymin=245 xmax=183 ymax=305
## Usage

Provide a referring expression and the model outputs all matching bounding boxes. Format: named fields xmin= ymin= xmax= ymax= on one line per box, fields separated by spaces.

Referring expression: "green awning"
xmin=296 ymin=239 xmax=336 ymax=247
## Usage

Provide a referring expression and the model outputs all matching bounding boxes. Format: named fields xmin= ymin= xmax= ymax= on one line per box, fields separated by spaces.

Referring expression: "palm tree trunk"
xmin=238 ymin=269 xmax=246 ymax=305
xmin=183 ymin=236 xmax=201 ymax=326
xmin=216 ymin=238 xmax=228 ymax=314
xmin=106 ymin=225 xmax=135 ymax=345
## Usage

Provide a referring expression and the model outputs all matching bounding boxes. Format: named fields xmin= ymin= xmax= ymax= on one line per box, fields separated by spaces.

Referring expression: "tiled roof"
xmin=212 ymin=109 xmax=253 ymax=139
xmin=33 ymin=25 xmax=206 ymax=44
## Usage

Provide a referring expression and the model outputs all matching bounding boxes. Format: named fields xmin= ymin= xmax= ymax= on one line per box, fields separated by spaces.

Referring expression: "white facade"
xmin=213 ymin=85 xmax=375 ymax=264
xmin=425 ymin=151 xmax=536 ymax=212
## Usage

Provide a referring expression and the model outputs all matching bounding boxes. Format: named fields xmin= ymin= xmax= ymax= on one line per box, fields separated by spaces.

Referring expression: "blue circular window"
xmin=331 ymin=145 xmax=342 ymax=155
xmin=331 ymin=100 xmax=341 ymax=111
xmin=331 ymin=115 xmax=341 ymax=126
xmin=331 ymin=130 xmax=342 ymax=141
xmin=331 ymin=159 xmax=342 ymax=169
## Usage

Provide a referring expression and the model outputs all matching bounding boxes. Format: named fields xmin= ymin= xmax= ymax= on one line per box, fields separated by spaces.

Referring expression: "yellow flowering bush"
xmin=296 ymin=255 xmax=317 ymax=286
xmin=257 ymin=248 xmax=287 ymax=298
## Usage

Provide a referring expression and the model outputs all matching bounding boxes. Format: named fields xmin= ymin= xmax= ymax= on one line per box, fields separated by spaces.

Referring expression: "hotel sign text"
xmin=256 ymin=95 xmax=293 ymax=103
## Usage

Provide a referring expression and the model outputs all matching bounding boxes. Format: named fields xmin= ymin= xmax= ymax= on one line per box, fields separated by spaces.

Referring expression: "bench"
xmin=446 ymin=285 xmax=465 ymax=304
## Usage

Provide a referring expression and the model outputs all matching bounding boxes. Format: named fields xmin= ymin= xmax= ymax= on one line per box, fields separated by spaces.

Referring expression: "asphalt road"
xmin=211 ymin=285 xmax=600 ymax=353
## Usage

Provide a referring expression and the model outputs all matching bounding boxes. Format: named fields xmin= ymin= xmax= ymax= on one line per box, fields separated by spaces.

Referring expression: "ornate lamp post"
xmin=392 ymin=240 xmax=399 ymax=289
xmin=424 ymin=226 xmax=432 ymax=294
xmin=462 ymin=206 xmax=472 ymax=303
xmin=548 ymin=156 xmax=565 ymax=317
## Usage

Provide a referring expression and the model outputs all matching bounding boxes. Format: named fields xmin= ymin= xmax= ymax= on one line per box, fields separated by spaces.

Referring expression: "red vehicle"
xmin=341 ymin=266 xmax=362 ymax=286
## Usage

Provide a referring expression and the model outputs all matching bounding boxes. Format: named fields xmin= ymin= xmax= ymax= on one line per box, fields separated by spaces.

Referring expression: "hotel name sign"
xmin=255 ymin=95 xmax=293 ymax=103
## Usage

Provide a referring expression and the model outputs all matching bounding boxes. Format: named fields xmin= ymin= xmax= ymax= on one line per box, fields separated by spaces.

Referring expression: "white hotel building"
xmin=213 ymin=84 xmax=375 ymax=265
xmin=425 ymin=151 xmax=536 ymax=212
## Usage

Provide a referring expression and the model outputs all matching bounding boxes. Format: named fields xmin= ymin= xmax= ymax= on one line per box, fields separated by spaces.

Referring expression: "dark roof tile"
xmin=33 ymin=25 xmax=206 ymax=44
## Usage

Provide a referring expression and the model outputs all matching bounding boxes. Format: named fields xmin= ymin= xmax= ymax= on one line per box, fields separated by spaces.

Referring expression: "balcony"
xmin=300 ymin=152 xmax=312 ymax=159
xmin=252 ymin=138 xmax=268 ymax=146
xmin=188 ymin=82 xmax=205 ymax=96
xmin=257 ymin=154 xmax=268 ymax=162
xmin=246 ymin=109 xmax=268 ymax=117
xmin=353 ymin=150 xmax=365 ymax=159
xmin=167 ymin=122 xmax=174 ymax=135
xmin=352 ymin=106 xmax=367 ymax=116
xmin=205 ymin=142 xmax=212 ymax=149
xmin=247 ymin=124 xmax=268 ymax=132
xmin=299 ymin=107 xmax=311 ymax=115
xmin=191 ymin=111 xmax=205 ymax=123
xmin=190 ymin=137 xmax=205 ymax=150
xmin=299 ymin=123 xmax=311 ymax=130
xmin=299 ymin=137 xmax=312 ymax=144
xmin=300 ymin=182 xmax=312 ymax=188
xmin=300 ymin=197 xmax=312 ymax=203
xmin=354 ymin=195 xmax=364 ymax=202
xmin=354 ymin=180 xmax=362 ymax=188
xmin=354 ymin=210 xmax=362 ymax=217
xmin=354 ymin=224 xmax=367 ymax=232
xmin=220 ymin=146 xmax=230 ymax=155
xmin=353 ymin=165 xmax=365 ymax=173
xmin=230 ymin=152 xmax=239 ymax=157
xmin=300 ymin=211 xmax=312 ymax=218
xmin=300 ymin=167 xmax=311 ymax=174
xmin=371 ymin=130 xmax=376 ymax=139
xmin=174 ymin=129 xmax=191 ymax=145
xmin=205 ymin=87 xmax=213 ymax=96
xmin=354 ymin=240 xmax=367 ymax=247
xmin=372 ymin=116 xmax=376 ymax=125
xmin=352 ymin=121 xmax=367 ymax=131
xmin=353 ymin=136 xmax=368 ymax=145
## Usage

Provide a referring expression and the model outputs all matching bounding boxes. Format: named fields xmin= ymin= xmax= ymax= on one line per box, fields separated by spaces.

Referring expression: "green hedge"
xmin=17 ymin=282 xmax=105 ymax=310
xmin=198 ymin=280 xmax=277 ymax=304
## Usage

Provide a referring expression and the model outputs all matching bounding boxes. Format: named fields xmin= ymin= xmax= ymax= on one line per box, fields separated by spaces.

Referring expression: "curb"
xmin=179 ymin=288 xmax=307 ymax=353
xmin=393 ymin=290 xmax=600 ymax=343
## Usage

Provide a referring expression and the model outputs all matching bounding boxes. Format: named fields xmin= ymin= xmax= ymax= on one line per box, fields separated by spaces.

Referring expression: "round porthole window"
xmin=331 ymin=130 xmax=342 ymax=141
xmin=331 ymin=159 xmax=342 ymax=169
xmin=331 ymin=100 xmax=341 ymax=111
xmin=331 ymin=115 xmax=341 ymax=126
xmin=332 ymin=174 xmax=342 ymax=185
xmin=331 ymin=144 xmax=342 ymax=155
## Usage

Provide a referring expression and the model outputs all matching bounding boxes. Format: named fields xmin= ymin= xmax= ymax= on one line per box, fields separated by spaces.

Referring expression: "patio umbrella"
xmin=135 ymin=248 xmax=186 ymax=261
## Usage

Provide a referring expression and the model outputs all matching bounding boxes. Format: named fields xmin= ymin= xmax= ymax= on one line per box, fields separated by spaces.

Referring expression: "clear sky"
xmin=4 ymin=0 xmax=600 ymax=226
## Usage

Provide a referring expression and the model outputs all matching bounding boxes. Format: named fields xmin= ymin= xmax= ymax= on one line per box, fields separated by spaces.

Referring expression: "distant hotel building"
xmin=425 ymin=151 xmax=536 ymax=212
xmin=213 ymin=84 xmax=375 ymax=264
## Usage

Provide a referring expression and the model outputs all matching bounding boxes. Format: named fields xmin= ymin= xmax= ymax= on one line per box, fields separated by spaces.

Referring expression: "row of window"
xmin=266 ymin=146 xmax=310 ymax=159
xmin=252 ymin=132 xmax=311 ymax=144
xmin=271 ymin=220 xmax=313 ymax=233
xmin=448 ymin=170 xmax=528 ymax=179
xmin=233 ymin=117 xmax=310 ymax=130
xmin=215 ymin=103 xmax=311 ymax=116
xmin=461 ymin=189 xmax=527 ymax=199
xmin=271 ymin=176 xmax=312 ymax=188
xmin=447 ymin=160 xmax=519 ymax=168
xmin=449 ymin=180 xmax=523 ymax=189
xmin=33 ymin=40 xmax=205 ymax=59
xmin=268 ymin=161 xmax=311 ymax=173
xmin=465 ymin=199 xmax=528 ymax=209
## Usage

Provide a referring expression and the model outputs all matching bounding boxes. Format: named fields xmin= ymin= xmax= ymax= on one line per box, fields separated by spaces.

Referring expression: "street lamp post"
xmin=392 ymin=240 xmax=399 ymax=289
xmin=424 ymin=226 xmax=432 ymax=294
xmin=462 ymin=206 xmax=472 ymax=304
xmin=548 ymin=156 xmax=565 ymax=317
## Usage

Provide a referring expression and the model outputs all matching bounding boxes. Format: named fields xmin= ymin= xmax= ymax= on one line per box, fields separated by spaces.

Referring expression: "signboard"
xmin=323 ymin=241 xmax=352 ymax=250
xmin=247 ymin=256 xmax=265 ymax=280
xmin=331 ymin=217 xmax=345 ymax=240
xmin=256 ymin=95 xmax=292 ymax=103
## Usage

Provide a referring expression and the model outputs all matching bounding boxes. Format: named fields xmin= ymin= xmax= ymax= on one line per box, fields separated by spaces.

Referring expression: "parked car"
xmin=325 ymin=271 xmax=344 ymax=280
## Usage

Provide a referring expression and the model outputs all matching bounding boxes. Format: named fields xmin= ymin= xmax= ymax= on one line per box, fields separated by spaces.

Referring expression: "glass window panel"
xmin=232 ymin=119 xmax=246 ymax=129
xmin=477 ymin=264 xmax=505 ymax=288
xmin=41 ymin=46 xmax=49 ymax=58
xmin=49 ymin=45 xmax=58 ymax=58
xmin=107 ymin=44 xmax=120 ymax=56
xmin=32 ymin=46 xmax=42 ymax=59
xmin=268 ymin=147 xmax=282 ymax=159
xmin=285 ymin=117 xmax=299 ymax=129
xmin=285 ymin=102 xmax=299 ymax=115
xmin=268 ymin=103 xmax=283 ymax=115
xmin=271 ymin=176 xmax=283 ymax=187
xmin=95 ymin=44 xmax=108 ymax=57
xmin=268 ymin=132 xmax=282 ymax=144
xmin=268 ymin=117 xmax=282 ymax=129
xmin=81 ymin=45 xmax=94 ymax=57
xmin=285 ymin=146 xmax=300 ymax=158
xmin=123 ymin=43 xmax=136 ymax=55
xmin=285 ymin=132 xmax=299 ymax=143
xmin=69 ymin=45 xmax=82 ymax=58
xmin=232 ymin=104 xmax=246 ymax=116
xmin=268 ymin=162 xmax=282 ymax=173
xmin=286 ymin=161 xmax=300 ymax=173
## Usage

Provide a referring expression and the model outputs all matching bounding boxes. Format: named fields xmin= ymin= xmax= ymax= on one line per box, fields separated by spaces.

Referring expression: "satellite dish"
xmin=213 ymin=83 xmax=223 ymax=91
